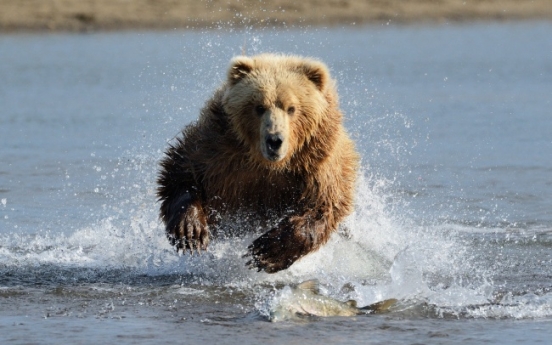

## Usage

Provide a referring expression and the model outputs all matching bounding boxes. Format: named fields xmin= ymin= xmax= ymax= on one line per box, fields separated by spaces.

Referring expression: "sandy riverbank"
xmin=1 ymin=0 xmax=551 ymax=32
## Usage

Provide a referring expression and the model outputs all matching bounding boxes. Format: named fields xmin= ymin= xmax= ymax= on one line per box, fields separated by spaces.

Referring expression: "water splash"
xmin=2 ymin=156 xmax=551 ymax=319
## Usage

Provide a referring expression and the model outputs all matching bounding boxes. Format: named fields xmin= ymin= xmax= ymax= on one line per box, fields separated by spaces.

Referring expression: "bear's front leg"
xmin=163 ymin=194 xmax=210 ymax=253
xmin=245 ymin=213 xmax=329 ymax=273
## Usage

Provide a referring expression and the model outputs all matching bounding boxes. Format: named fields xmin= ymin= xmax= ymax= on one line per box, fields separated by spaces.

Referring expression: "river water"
xmin=1 ymin=23 xmax=551 ymax=344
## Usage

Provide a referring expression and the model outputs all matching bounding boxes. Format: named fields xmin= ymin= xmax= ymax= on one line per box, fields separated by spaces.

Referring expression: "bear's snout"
xmin=266 ymin=134 xmax=283 ymax=153
xmin=260 ymin=110 xmax=289 ymax=162
xmin=262 ymin=132 xmax=286 ymax=161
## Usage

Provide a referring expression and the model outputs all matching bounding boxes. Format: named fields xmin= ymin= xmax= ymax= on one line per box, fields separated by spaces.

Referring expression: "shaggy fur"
xmin=157 ymin=54 xmax=359 ymax=273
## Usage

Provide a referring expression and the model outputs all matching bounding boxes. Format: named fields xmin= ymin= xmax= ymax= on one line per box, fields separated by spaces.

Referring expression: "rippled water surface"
xmin=1 ymin=22 xmax=551 ymax=344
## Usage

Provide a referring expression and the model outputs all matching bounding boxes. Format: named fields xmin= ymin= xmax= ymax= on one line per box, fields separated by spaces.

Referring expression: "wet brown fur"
xmin=157 ymin=54 xmax=359 ymax=273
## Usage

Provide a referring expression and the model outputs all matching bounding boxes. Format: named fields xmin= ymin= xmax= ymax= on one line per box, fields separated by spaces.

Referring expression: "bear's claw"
xmin=168 ymin=201 xmax=210 ymax=254
xmin=244 ymin=221 xmax=305 ymax=273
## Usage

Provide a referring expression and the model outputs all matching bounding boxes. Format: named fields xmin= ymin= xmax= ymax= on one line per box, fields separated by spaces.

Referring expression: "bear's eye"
xmin=255 ymin=105 xmax=266 ymax=116
xmin=287 ymin=106 xmax=295 ymax=115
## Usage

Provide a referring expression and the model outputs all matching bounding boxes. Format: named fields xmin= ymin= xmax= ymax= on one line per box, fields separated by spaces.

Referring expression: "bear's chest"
xmin=203 ymin=167 xmax=304 ymax=217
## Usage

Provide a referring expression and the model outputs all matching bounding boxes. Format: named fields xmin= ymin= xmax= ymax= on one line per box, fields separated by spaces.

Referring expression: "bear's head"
xmin=222 ymin=54 xmax=334 ymax=168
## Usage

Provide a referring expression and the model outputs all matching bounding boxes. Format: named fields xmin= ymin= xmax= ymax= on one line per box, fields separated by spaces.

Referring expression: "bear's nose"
xmin=266 ymin=134 xmax=283 ymax=153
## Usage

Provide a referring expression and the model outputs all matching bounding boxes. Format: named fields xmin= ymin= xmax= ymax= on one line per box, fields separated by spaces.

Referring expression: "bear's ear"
xmin=300 ymin=60 xmax=330 ymax=92
xmin=228 ymin=56 xmax=254 ymax=84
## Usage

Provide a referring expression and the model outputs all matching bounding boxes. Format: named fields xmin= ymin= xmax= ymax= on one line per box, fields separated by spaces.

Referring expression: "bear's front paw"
xmin=167 ymin=201 xmax=210 ymax=253
xmin=245 ymin=222 xmax=306 ymax=273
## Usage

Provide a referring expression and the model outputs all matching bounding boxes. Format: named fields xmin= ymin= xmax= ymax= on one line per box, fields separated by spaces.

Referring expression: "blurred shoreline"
xmin=1 ymin=0 xmax=552 ymax=33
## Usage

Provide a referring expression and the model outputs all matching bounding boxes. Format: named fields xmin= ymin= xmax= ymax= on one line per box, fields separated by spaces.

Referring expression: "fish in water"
xmin=269 ymin=280 xmax=397 ymax=322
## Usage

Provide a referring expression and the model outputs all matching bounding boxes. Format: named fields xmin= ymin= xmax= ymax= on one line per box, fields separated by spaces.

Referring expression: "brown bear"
xmin=157 ymin=53 xmax=359 ymax=273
